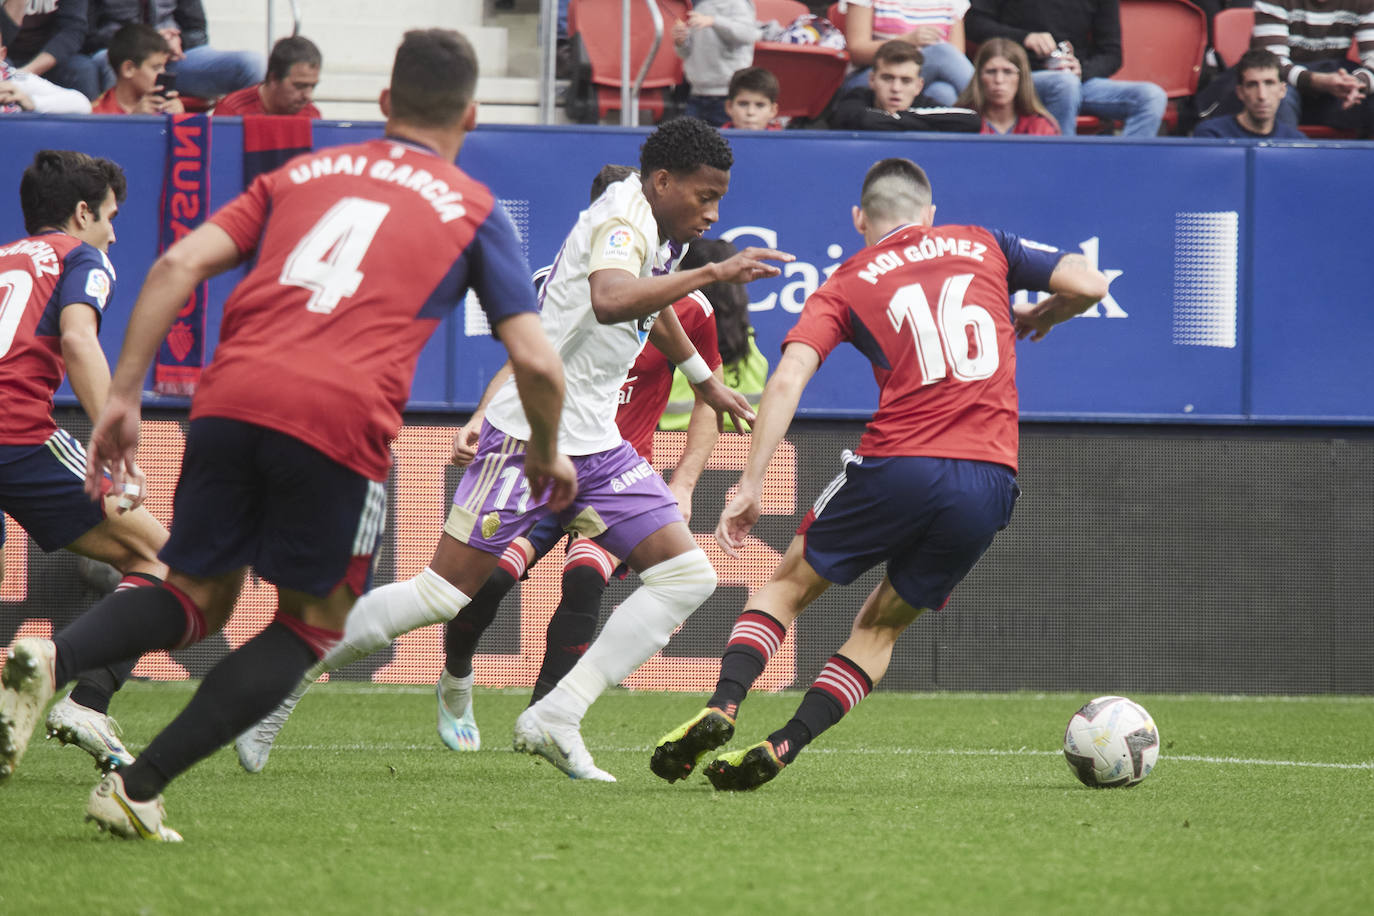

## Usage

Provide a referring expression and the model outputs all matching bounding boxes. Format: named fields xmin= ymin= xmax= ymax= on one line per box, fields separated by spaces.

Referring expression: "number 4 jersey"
xmin=785 ymin=224 xmax=1062 ymax=473
xmin=199 ymin=137 xmax=539 ymax=481
xmin=0 ymin=232 xmax=115 ymax=444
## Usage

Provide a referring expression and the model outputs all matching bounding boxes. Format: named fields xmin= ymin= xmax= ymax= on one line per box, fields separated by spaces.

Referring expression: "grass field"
xmin=1 ymin=683 xmax=1371 ymax=915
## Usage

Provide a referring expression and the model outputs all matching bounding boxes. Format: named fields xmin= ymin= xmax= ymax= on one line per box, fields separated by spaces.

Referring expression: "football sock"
xmin=314 ymin=567 xmax=470 ymax=677
xmin=121 ymin=620 xmax=324 ymax=802
xmin=530 ymin=563 xmax=608 ymax=704
xmin=707 ymin=609 xmax=787 ymax=718
xmin=68 ymin=573 xmax=164 ymax=713
xmin=52 ymin=582 xmax=199 ymax=687
xmin=767 ymin=654 xmax=873 ymax=765
xmin=539 ymin=549 xmax=715 ymax=723
xmin=444 ymin=567 xmax=516 ymax=678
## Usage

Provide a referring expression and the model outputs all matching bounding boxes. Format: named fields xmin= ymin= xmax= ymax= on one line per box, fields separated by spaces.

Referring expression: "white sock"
xmin=321 ymin=567 xmax=471 ymax=673
xmin=540 ymin=549 xmax=716 ymax=723
xmin=439 ymin=669 xmax=474 ymax=712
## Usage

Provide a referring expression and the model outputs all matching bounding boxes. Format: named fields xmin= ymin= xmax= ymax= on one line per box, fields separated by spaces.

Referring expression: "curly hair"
xmin=680 ymin=238 xmax=752 ymax=366
xmin=639 ymin=117 xmax=733 ymax=176
xmin=20 ymin=150 xmax=127 ymax=235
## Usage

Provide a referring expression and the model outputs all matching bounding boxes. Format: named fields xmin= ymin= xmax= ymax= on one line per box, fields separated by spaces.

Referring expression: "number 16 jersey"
xmin=199 ymin=137 xmax=538 ymax=481
xmin=785 ymin=224 xmax=1062 ymax=473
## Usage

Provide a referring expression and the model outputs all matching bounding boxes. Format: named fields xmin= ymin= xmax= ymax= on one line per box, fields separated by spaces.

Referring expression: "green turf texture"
xmin=1 ymin=684 xmax=1370 ymax=915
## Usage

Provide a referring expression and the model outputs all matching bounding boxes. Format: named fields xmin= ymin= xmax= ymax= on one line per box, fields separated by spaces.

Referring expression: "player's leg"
xmin=650 ymin=535 xmax=831 ymax=782
xmin=529 ymin=536 xmax=617 ymax=704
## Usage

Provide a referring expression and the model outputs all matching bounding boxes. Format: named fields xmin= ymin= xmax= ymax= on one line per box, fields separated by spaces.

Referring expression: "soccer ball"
xmin=1062 ymin=696 xmax=1160 ymax=788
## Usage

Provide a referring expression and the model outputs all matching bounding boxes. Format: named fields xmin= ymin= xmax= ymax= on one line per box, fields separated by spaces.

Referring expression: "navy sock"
xmin=443 ymin=568 xmax=515 ymax=678
xmin=767 ymin=654 xmax=873 ymax=765
xmin=707 ymin=610 xmax=787 ymax=718
xmin=69 ymin=658 xmax=138 ymax=714
xmin=120 ymin=621 xmax=316 ymax=801
xmin=530 ymin=565 xmax=605 ymax=704
xmin=53 ymin=586 xmax=188 ymax=687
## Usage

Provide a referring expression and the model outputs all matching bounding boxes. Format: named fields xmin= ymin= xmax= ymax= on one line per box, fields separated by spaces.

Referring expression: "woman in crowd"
xmin=958 ymin=37 xmax=1059 ymax=135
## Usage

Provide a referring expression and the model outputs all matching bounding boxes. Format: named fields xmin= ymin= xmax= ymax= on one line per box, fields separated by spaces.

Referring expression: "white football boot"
xmin=512 ymin=706 xmax=615 ymax=782
xmin=86 ymin=771 xmax=183 ymax=841
xmin=0 ymin=637 xmax=58 ymax=781
xmin=436 ymin=671 xmax=480 ymax=752
xmin=235 ymin=691 xmax=302 ymax=774
xmin=46 ymin=693 xmax=136 ymax=771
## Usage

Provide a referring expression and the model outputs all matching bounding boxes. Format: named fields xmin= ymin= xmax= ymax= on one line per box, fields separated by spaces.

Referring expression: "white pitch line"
xmin=266 ymin=743 xmax=1374 ymax=770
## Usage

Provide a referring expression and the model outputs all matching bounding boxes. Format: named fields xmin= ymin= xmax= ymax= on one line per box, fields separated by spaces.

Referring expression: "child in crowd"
xmin=722 ymin=66 xmax=782 ymax=130
xmin=674 ymin=0 xmax=759 ymax=126
xmin=91 ymin=24 xmax=183 ymax=115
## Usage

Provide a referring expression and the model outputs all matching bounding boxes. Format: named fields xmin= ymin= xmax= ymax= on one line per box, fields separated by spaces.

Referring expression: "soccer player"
xmin=0 ymin=28 xmax=573 ymax=841
xmin=234 ymin=117 xmax=789 ymax=784
xmin=651 ymin=157 xmax=1110 ymax=790
xmin=0 ymin=150 xmax=170 ymax=776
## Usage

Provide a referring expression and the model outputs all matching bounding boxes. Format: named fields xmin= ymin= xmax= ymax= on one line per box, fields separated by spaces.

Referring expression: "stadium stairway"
xmin=206 ymin=0 xmax=556 ymax=124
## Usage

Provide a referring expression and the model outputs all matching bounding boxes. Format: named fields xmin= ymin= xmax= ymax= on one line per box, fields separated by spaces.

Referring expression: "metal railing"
xmin=540 ymin=0 xmax=664 ymax=126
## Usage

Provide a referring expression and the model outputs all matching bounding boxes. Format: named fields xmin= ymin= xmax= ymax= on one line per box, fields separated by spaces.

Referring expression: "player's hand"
xmin=692 ymin=375 xmax=755 ymax=432
xmin=450 ymin=423 xmax=482 ymax=467
xmin=715 ymin=487 xmax=761 ymax=557
xmin=669 ymin=479 xmax=693 ymax=526
xmin=85 ymin=393 xmax=145 ymax=505
xmin=1023 ymin=31 xmax=1057 ymax=58
xmin=526 ymin=452 xmax=578 ymax=513
xmin=1013 ymin=300 xmax=1059 ymax=341
xmin=713 ymin=247 xmax=793 ymax=285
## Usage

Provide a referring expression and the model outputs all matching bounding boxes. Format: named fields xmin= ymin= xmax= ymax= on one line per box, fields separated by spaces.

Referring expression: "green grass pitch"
xmin=1 ymin=683 xmax=1371 ymax=915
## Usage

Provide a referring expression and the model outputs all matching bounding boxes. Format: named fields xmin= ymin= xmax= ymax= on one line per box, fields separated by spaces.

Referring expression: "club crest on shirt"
xmin=84 ymin=269 xmax=111 ymax=309
xmin=482 ymin=512 xmax=501 ymax=539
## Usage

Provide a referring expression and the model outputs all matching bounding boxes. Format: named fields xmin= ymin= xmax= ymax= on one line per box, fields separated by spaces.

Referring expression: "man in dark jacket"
xmin=86 ymin=0 xmax=261 ymax=98
xmin=966 ymin=0 xmax=1167 ymax=136
xmin=831 ymin=40 xmax=982 ymax=132
xmin=1 ymin=0 xmax=100 ymax=99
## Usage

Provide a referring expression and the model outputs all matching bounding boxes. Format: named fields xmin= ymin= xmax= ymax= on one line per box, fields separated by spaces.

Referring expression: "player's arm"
xmin=668 ymin=365 xmax=722 ymax=526
xmin=649 ymin=307 xmax=754 ymax=431
xmin=85 ymin=223 xmax=243 ymax=501
xmin=453 ymin=361 xmax=513 ymax=467
xmin=588 ymin=243 xmax=790 ymax=325
xmin=59 ymin=304 xmax=111 ymax=425
xmin=493 ymin=312 xmax=576 ymax=511
xmin=1014 ymin=253 xmax=1110 ymax=342
xmin=716 ymin=342 xmax=821 ymax=555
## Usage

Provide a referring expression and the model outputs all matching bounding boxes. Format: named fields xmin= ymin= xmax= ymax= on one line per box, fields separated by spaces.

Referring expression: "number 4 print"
xmin=885 ymin=273 xmax=999 ymax=385
xmin=280 ymin=197 xmax=391 ymax=313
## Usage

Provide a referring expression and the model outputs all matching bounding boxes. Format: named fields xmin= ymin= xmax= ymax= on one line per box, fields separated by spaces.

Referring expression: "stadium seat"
xmin=1115 ymin=0 xmax=1208 ymax=131
xmin=1212 ymin=7 xmax=1253 ymax=69
xmin=756 ymin=0 xmax=809 ymax=24
xmin=752 ymin=41 xmax=850 ymax=120
xmin=825 ymin=2 xmax=846 ymax=33
xmin=564 ymin=0 xmax=689 ymax=123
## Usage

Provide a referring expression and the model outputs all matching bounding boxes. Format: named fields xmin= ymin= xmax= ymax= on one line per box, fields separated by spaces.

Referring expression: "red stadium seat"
xmin=1212 ymin=7 xmax=1254 ymax=69
xmin=565 ymin=0 xmax=689 ymax=123
xmin=755 ymin=0 xmax=809 ymax=24
xmin=752 ymin=41 xmax=850 ymax=120
xmin=1116 ymin=0 xmax=1208 ymax=130
xmin=826 ymin=2 xmax=846 ymax=33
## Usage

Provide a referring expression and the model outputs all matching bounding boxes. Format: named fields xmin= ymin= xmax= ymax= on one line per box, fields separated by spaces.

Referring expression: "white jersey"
xmin=485 ymin=176 xmax=682 ymax=455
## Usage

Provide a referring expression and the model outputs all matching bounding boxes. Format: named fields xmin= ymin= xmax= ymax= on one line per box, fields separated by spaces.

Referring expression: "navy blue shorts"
xmin=0 ymin=429 xmax=108 ymax=552
xmin=800 ymin=452 xmax=1019 ymax=611
xmin=160 ymin=418 xmax=387 ymax=598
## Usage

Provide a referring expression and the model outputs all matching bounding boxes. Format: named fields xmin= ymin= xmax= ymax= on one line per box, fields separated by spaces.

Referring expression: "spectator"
xmin=831 ymin=38 xmax=981 ymax=131
xmin=673 ymin=0 xmax=758 ymax=126
xmin=722 ymin=65 xmax=782 ymax=129
xmin=958 ymin=37 xmax=1059 ymax=134
xmin=0 ymin=0 xmax=100 ymax=99
xmin=966 ymin=0 xmax=1168 ymax=137
xmin=1252 ymin=0 xmax=1374 ymax=137
xmin=87 ymin=0 xmax=263 ymax=100
xmin=839 ymin=0 xmax=975 ymax=106
xmin=90 ymin=23 xmax=182 ymax=113
xmin=1194 ymin=47 xmax=1306 ymax=138
xmin=2 ymin=34 xmax=92 ymax=111
xmin=213 ymin=35 xmax=321 ymax=118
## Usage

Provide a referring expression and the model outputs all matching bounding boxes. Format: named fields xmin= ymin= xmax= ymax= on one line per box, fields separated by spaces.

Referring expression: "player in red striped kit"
xmin=652 ymin=157 xmax=1110 ymax=789
xmin=0 ymin=29 xmax=573 ymax=840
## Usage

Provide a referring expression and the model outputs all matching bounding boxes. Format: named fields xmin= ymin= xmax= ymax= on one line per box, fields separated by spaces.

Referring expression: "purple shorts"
xmin=445 ymin=421 xmax=682 ymax=562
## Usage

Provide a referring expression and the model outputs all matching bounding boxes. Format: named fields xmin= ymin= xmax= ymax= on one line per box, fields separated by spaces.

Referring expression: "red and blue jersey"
xmin=615 ymin=291 xmax=720 ymax=460
xmin=199 ymin=137 xmax=539 ymax=481
xmin=785 ymin=224 xmax=1061 ymax=472
xmin=0 ymin=232 xmax=115 ymax=444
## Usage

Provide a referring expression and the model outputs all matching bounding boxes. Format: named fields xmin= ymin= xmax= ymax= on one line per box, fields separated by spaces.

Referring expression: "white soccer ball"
xmin=1062 ymin=696 xmax=1160 ymax=788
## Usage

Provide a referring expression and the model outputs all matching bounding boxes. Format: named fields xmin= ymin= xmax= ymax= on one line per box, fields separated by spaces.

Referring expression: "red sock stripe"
xmin=727 ymin=610 xmax=785 ymax=658
xmin=162 ymin=582 xmax=207 ymax=649
xmin=274 ymin=612 xmax=343 ymax=661
xmin=498 ymin=544 xmax=528 ymax=580
xmin=812 ymin=655 xmax=872 ymax=713
xmin=564 ymin=540 xmax=615 ymax=582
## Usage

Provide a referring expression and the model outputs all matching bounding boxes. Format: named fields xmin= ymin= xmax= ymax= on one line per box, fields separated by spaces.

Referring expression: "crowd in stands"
xmin=3 ymin=0 xmax=1371 ymax=138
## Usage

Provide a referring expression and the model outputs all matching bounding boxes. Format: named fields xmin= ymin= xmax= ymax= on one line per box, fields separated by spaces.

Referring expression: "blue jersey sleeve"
xmin=991 ymin=229 xmax=1062 ymax=294
xmin=467 ymin=202 xmax=540 ymax=327
xmin=56 ymin=243 xmax=115 ymax=330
